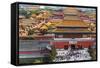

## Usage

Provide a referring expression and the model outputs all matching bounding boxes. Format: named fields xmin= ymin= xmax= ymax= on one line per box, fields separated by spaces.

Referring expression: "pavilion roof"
xmin=56 ymin=20 xmax=89 ymax=28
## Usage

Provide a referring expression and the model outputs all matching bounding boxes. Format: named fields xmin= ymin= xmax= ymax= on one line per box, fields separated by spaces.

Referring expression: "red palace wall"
xmin=77 ymin=41 xmax=94 ymax=48
xmin=53 ymin=41 xmax=69 ymax=49
xmin=52 ymin=41 xmax=94 ymax=49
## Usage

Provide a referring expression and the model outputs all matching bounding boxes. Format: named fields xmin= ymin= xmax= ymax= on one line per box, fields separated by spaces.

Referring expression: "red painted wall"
xmin=53 ymin=42 xmax=69 ymax=48
xmin=77 ymin=41 xmax=94 ymax=48
xmin=52 ymin=41 xmax=94 ymax=48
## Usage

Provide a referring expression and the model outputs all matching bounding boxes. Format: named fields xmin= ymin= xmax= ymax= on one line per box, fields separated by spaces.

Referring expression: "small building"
xmin=49 ymin=9 xmax=64 ymax=22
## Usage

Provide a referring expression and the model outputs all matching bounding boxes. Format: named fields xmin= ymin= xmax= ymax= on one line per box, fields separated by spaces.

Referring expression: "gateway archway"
xmin=70 ymin=44 xmax=77 ymax=50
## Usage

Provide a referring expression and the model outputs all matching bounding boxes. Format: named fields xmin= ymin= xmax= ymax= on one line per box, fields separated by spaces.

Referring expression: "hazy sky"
xmin=19 ymin=4 xmax=96 ymax=12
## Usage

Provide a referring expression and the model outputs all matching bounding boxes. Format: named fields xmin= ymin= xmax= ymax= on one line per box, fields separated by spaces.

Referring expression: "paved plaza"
xmin=53 ymin=48 xmax=91 ymax=62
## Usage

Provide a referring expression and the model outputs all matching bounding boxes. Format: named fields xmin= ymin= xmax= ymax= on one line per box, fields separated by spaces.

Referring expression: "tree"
xmin=28 ymin=29 xmax=35 ymax=36
xmin=88 ymin=47 xmax=96 ymax=60
xmin=19 ymin=9 xmax=27 ymax=16
xmin=42 ymin=46 xmax=57 ymax=62
xmin=48 ymin=46 xmax=57 ymax=62
xmin=19 ymin=9 xmax=32 ymax=18
xmin=30 ymin=10 xmax=40 ymax=14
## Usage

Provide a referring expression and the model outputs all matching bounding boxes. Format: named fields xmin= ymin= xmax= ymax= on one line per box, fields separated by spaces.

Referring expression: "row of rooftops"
xmin=19 ymin=7 xmax=96 ymax=38
xmin=51 ymin=7 xmax=96 ymax=34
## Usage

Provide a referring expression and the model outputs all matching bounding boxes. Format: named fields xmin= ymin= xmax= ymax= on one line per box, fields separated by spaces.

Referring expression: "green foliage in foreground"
xmin=88 ymin=47 xmax=96 ymax=60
